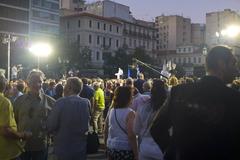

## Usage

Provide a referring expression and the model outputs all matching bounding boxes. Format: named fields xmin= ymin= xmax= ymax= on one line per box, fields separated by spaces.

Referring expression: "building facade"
xmin=29 ymin=0 xmax=60 ymax=42
xmin=121 ymin=19 xmax=157 ymax=57
xmin=155 ymin=15 xmax=192 ymax=50
xmin=61 ymin=13 xmax=123 ymax=68
xmin=157 ymin=45 xmax=206 ymax=76
xmin=60 ymin=0 xmax=134 ymax=22
xmin=206 ymin=9 xmax=240 ymax=47
xmin=0 ymin=0 xmax=29 ymax=36
xmin=0 ymin=0 xmax=30 ymax=69
xmin=191 ymin=23 xmax=206 ymax=45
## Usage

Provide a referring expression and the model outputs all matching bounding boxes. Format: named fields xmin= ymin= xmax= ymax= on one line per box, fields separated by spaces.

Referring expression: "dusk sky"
xmin=86 ymin=0 xmax=240 ymax=23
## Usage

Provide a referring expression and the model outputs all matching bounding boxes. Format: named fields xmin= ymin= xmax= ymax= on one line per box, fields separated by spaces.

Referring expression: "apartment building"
xmin=155 ymin=15 xmax=191 ymax=50
xmin=61 ymin=12 xmax=123 ymax=68
xmin=206 ymin=9 xmax=240 ymax=47
xmin=29 ymin=0 xmax=60 ymax=42
xmin=120 ymin=18 xmax=157 ymax=57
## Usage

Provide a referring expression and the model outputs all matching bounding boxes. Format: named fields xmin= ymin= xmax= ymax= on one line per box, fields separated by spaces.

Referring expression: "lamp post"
xmin=29 ymin=43 xmax=52 ymax=70
xmin=2 ymin=34 xmax=18 ymax=80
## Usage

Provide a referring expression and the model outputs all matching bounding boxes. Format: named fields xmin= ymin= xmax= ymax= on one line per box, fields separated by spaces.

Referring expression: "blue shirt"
xmin=80 ymin=84 xmax=94 ymax=100
xmin=47 ymin=95 xmax=90 ymax=157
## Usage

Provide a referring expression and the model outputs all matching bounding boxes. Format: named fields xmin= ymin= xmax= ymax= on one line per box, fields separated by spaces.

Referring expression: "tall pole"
xmin=7 ymin=34 xmax=11 ymax=81
xmin=37 ymin=55 xmax=40 ymax=70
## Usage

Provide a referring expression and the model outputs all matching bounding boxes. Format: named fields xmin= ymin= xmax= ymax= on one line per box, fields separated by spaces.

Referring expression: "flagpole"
xmin=132 ymin=58 xmax=169 ymax=79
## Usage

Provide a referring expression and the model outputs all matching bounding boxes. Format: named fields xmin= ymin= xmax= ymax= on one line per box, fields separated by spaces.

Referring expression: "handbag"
xmin=87 ymin=131 xmax=100 ymax=154
xmin=86 ymin=99 xmax=100 ymax=154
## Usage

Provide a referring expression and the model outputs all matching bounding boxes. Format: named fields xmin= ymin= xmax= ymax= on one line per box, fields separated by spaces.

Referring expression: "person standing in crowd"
xmin=134 ymin=73 xmax=145 ymax=94
xmin=0 ymin=73 xmax=32 ymax=160
xmin=45 ymin=81 xmax=56 ymax=98
xmin=92 ymin=82 xmax=105 ymax=134
xmin=14 ymin=69 xmax=55 ymax=160
xmin=151 ymin=46 xmax=240 ymax=160
xmin=134 ymin=79 xmax=167 ymax=160
xmin=47 ymin=77 xmax=90 ymax=160
xmin=80 ymin=78 xmax=94 ymax=102
xmin=53 ymin=83 xmax=63 ymax=100
xmin=142 ymin=81 xmax=152 ymax=96
xmin=104 ymin=86 xmax=138 ymax=160
xmin=10 ymin=80 xmax=25 ymax=103
xmin=104 ymin=81 xmax=114 ymax=119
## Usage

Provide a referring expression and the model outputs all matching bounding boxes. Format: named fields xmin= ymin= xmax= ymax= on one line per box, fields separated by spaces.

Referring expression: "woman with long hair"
xmin=104 ymin=86 xmax=138 ymax=160
xmin=134 ymin=79 xmax=168 ymax=160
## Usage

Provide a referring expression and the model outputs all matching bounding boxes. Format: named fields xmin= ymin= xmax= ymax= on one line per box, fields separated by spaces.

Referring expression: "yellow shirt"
xmin=0 ymin=93 xmax=22 ymax=160
xmin=94 ymin=88 xmax=105 ymax=109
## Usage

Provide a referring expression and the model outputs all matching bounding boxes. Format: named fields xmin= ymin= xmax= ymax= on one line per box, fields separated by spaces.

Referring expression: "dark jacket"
xmin=151 ymin=76 xmax=240 ymax=160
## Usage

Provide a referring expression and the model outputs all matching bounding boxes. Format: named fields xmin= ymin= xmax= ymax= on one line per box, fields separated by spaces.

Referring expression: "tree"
xmin=132 ymin=47 xmax=153 ymax=64
xmin=175 ymin=64 xmax=186 ymax=78
xmin=103 ymin=48 xmax=131 ymax=77
xmin=67 ymin=43 xmax=91 ymax=70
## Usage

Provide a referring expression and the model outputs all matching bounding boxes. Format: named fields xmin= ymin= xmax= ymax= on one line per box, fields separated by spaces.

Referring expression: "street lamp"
xmin=216 ymin=25 xmax=240 ymax=41
xmin=29 ymin=43 xmax=52 ymax=69
xmin=2 ymin=34 xmax=17 ymax=80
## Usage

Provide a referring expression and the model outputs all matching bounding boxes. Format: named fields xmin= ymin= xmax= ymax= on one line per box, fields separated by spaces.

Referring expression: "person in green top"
xmin=0 ymin=73 xmax=31 ymax=160
xmin=92 ymin=82 xmax=105 ymax=134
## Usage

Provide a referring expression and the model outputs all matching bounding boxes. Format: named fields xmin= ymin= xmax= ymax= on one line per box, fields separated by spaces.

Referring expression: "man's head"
xmin=137 ymin=73 xmax=144 ymax=80
xmin=64 ymin=77 xmax=83 ymax=96
xmin=0 ymin=74 xmax=7 ymax=93
xmin=82 ymin=78 xmax=88 ymax=85
xmin=143 ymin=81 xmax=152 ymax=92
xmin=27 ymin=69 xmax=45 ymax=94
xmin=206 ymin=46 xmax=238 ymax=84
xmin=92 ymin=82 xmax=101 ymax=90
xmin=126 ymin=78 xmax=134 ymax=87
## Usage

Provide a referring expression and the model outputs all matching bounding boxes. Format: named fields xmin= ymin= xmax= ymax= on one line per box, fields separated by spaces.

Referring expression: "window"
xmin=89 ymin=20 xmax=92 ymax=28
xmin=116 ymin=40 xmax=119 ymax=48
xmin=110 ymin=25 xmax=112 ymax=32
xmin=198 ymin=57 xmax=201 ymax=63
xmin=117 ymin=26 xmax=119 ymax=33
xmin=104 ymin=24 xmax=106 ymax=30
xmin=188 ymin=47 xmax=191 ymax=52
xmin=89 ymin=34 xmax=92 ymax=44
xmin=188 ymin=57 xmax=191 ymax=63
xmin=67 ymin=21 xmax=69 ymax=29
xmin=124 ymin=38 xmax=126 ymax=44
xmin=77 ymin=34 xmax=80 ymax=43
xmin=103 ymin=37 xmax=106 ymax=46
xmin=134 ymin=40 xmax=136 ymax=48
xmin=129 ymin=38 xmax=132 ymax=47
xmin=97 ymin=22 xmax=100 ymax=29
xmin=183 ymin=57 xmax=186 ymax=63
xmin=194 ymin=57 xmax=196 ymax=63
xmin=96 ymin=52 xmax=100 ymax=60
xmin=78 ymin=20 xmax=81 ymax=28
xmin=109 ymin=38 xmax=112 ymax=47
xmin=97 ymin=36 xmax=100 ymax=45
xmin=183 ymin=48 xmax=186 ymax=52
xmin=89 ymin=50 xmax=92 ymax=61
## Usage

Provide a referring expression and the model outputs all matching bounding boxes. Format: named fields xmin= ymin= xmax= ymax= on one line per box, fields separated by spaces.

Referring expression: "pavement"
xmin=87 ymin=149 xmax=106 ymax=160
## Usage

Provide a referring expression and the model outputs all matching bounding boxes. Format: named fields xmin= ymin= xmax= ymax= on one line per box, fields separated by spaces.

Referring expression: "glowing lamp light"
xmin=29 ymin=43 xmax=52 ymax=57
xmin=225 ymin=25 xmax=240 ymax=38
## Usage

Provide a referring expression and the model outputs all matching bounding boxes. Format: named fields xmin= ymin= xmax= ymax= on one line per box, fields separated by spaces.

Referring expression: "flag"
xmin=127 ymin=67 xmax=131 ymax=77
xmin=136 ymin=65 xmax=140 ymax=76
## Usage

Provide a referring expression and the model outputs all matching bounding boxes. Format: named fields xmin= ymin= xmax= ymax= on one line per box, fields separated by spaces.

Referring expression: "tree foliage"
xmin=131 ymin=47 xmax=153 ymax=64
xmin=103 ymin=47 xmax=154 ymax=78
xmin=103 ymin=48 xmax=132 ymax=77
xmin=66 ymin=43 xmax=91 ymax=69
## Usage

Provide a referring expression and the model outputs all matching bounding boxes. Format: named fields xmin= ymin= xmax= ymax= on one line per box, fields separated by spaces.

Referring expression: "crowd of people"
xmin=0 ymin=45 xmax=240 ymax=160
